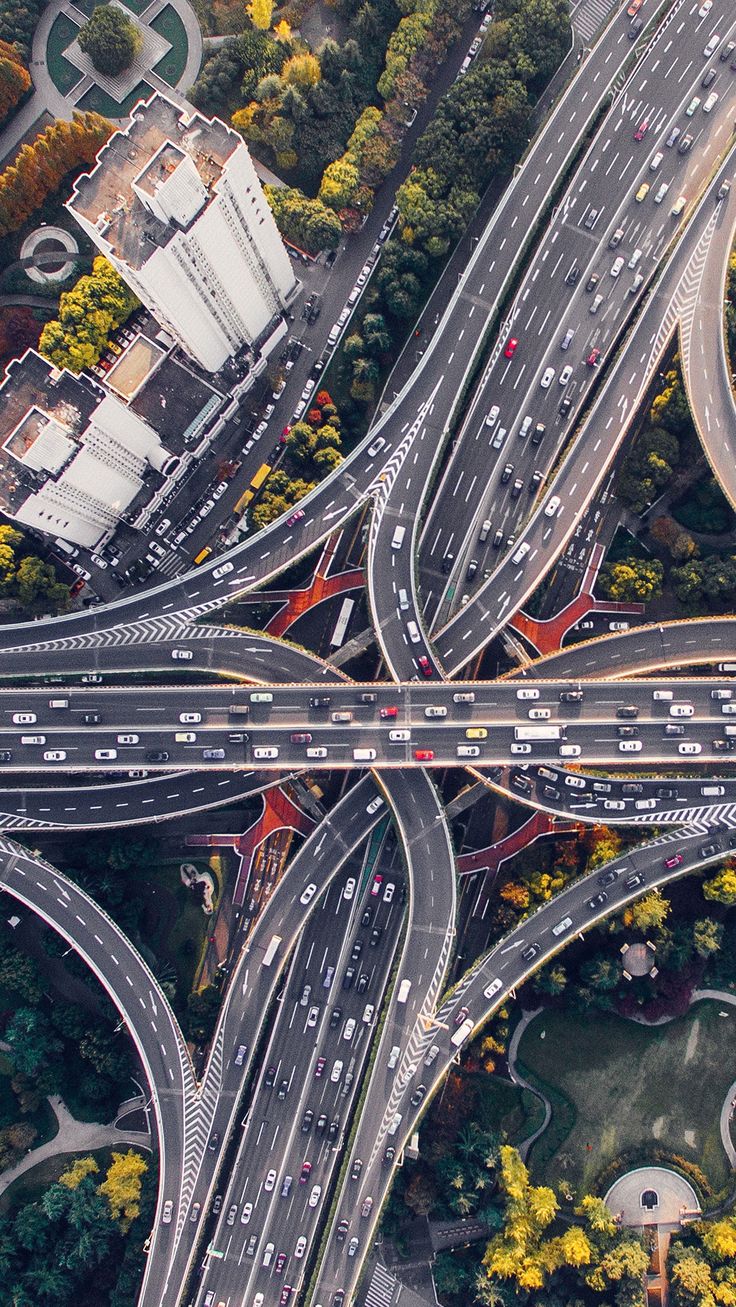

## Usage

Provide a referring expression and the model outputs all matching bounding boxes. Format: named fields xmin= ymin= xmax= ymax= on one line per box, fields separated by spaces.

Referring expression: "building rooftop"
xmin=68 ymin=92 xmax=238 ymax=272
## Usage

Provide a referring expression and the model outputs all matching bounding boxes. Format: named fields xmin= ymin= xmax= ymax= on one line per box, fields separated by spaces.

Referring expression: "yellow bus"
xmin=234 ymin=462 xmax=272 ymax=516
xmin=194 ymin=546 xmax=212 ymax=565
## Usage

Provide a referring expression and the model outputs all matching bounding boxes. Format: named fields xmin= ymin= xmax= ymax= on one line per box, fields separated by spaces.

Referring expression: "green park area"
xmin=518 ymin=1001 xmax=735 ymax=1193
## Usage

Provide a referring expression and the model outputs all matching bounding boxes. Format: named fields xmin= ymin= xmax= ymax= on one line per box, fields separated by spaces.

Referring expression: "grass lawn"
xmin=150 ymin=5 xmax=190 ymax=86
xmin=0 ymin=1144 xmax=146 ymax=1215
xmin=518 ymin=1000 xmax=736 ymax=1192
xmin=140 ymin=858 xmax=216 ymax=1002
xmin=77 ymin=79 xmax=153 ymax=118
xmin=46 ymin=13 xmax=84 ymax=95
xmin=472 ymin=1071 xmax=545 ymax=1147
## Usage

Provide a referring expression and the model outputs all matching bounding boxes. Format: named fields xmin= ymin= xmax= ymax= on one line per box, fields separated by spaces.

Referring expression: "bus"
xmin=396 ymin=978 xmax=412 ymax=1004
xmin=262 ymin=934 xmax=282 ymax=967
xmin=513 ymin=725 xmax=564 ymax=742
xmin=451 ymin=1017 xmax=474 ymax=1049
xmin=194 ymin=546 xmax=212 ymax=566
xmin=330 ymin=597 xmax=355 ymax=649
xmin=234 ymin=462 xmax=272 ymax=516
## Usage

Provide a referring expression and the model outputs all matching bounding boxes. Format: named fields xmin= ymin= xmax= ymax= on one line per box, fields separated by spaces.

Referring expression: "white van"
xmin=391 ymin=525 xmax=406 ymax=550
xmin=398 ymin=587 xmax=409 ymax=610
xmin=353 ymin=748 xmax=377 ymax=761
xmin=511 ymin=541 xmax=530 ymax=565
xmin=387 ymin=1045 xmax=400 ymax=1069
xmin=652 ymin=690 xmax=673 ymax=701
xmin=552 ymin=916 xmax=572 ymax=936
xmin=387 ymin=1112 xmax=403 ymax=1135
xmin=701 ymin=785 xmax=725 ymax=796
xmin=406 ymin=620 xmax=420 ymax=643
xmin=49 ymin=698 xmax=69 ymax=709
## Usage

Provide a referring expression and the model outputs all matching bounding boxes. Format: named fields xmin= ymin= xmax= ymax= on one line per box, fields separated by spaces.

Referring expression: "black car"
xmin=531 ymin=422 xmax=546 ymax=446
xmin=330 ymin=1007 xmax=342 ymax=1028
xmin=586 ymin=891 xmax=607 ymax=911
xmin=656 ymin=786 xmax=677 ymax=798
xmin=543 ymin=785 xmax=561 ymax=801
xmin=622 ymin=782 xmax=643 ymax=795
xmin=212 ymin=1194 xmax=223 ymax=1215
xmin=265 ymin=1065 xmax=277 ymax=1087
xmin=617 ymin=725 xmax=638 ymax=737
xmin=336 ymin=1220 xmax=349 ymax=1243
xmin=350 ymin=939 xmax=362 ymax=962
xmin=277 ymin=1079 xmax=289 ymax=1100
xmin=512 ymin=773 xmax=532 ymax=794
xmin=585 ymin=272 xmax=600 ymax=292
xmin=356 ymin=972 xmax=369 ymax=994
xmin=410 ymin=1084 xmax=427 ymax=1108
xmin=370 ymin=927 xmax=382 ymax=947
xmin=383 ymin=1146 xmax=395 ymax=1167
xmin=728 ymin=833 xmax=736 ymax=848
xmin=360 ymin=692 xmax=377 ymax=704
xmin=598 ymin=868 xmax=621 ymax=887
xmin=208 ymin=1131 xmax=220 ymax=1152
xmin=559 ymin=395 xmax=573 ymax=417
xmin=146 ymin=750 xmax=169 ymax=762
xmin=700 ymin=843 xmax=719 ymax=859
xmin=560 ymin=689 xmax=583 ymax=703
xmin=442 ymin=553 xmax=455 ymax=574
xmin=301 ymin=1109 xmax=313 ymax=1133
xmin=342 ymin=967 xmax=355 ymax=990
xmin=466 ymin=559 xmax=478 ymax=581
xmin=82 ymin=712 xmax=101 ymax=724
xmin=664 ymin=723 xmax=685 ymax=736
xmin=616 ymin=706 xmax=639 ymax=719
xmin=316 ymin=1112 xmax=328 ymax=1134
xmin=0 ymin=751 xmax=11 ymax=763
xmin=565 ymin=264 xmax=580 ymax=285
xmin=351 ymin=1158 xmax=363 ymax=1181
xmin=328 ymin=1117 xmax=340 ymax=1141
xmin=310 ymin=696 xmax=331 ymax=708
xmin=501 ymin=462 xmax=514 ymax=484
xmin=521 ymin=943 xmax=540 ymax=962
xmin=361 ymin=908 xmax=373 ymax=928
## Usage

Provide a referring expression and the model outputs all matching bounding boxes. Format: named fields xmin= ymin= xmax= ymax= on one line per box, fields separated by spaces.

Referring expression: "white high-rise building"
xmin=67 ymin=93 xmax=297 ymax=373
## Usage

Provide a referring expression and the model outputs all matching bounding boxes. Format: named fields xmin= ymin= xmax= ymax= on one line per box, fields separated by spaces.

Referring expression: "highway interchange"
xmin=3 ymin=2 xmax=736 ymax=1307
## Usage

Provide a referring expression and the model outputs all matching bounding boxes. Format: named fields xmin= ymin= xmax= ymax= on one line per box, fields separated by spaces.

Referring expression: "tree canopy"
xmin=78 ymin=6 xmax=143 ymax=76
xmin=39 ymin=256 xmax=138 ymax=374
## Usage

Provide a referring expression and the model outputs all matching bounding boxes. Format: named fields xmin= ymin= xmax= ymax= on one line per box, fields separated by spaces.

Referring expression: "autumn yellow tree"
xmin=100 ymin=1150 xmax=148 ymax=1229
xmin=59 ymin=1156 xmax=99 ymax=1189
xmin=247 ymin=0 xmax=273 ymax=30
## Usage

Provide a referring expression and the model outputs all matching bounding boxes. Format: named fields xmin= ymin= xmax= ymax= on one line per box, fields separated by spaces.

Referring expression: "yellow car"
xmin=635 ymin=182 xmax=650 ymax=202
xmin=465 ymin=727 xmax=488 ymax=740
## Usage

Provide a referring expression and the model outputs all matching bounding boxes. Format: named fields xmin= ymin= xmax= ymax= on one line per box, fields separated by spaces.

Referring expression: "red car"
xmin=417 ymin=655 xmax=433 ymax=677
xmin=287 ymin=509 xmax=305 ymax=526
xmin=290 ymin=732 xmax=312 ymax=744
xmin=275 ymin=1252 xmax=287 ymax=1275
xmin=281 ymin=425 xmax=292 ymax=441
xmin=380 ymin=706 xmax=398 ymax=719
xmin=663 ymin=852 xmax=683 ymax=870
xmin=370 ymin=874 xmax=383 ymax=897
xmin=633 ymin=119 xmax=649 ymax=141
xmin=314 ymin=1056 xmax=326 ymax=1078
xmin=300 ymin=1161 xmax=312 ymax=1183
xmin=280 ymin=1287 xmax=292 ymax=1307
xmin=414 ymin=749 xmax=434 ymax=761
xmin=586 ymin=348 xmax=601 ymax=367
xmin=504 ymin=337 xmax=519 ymax=359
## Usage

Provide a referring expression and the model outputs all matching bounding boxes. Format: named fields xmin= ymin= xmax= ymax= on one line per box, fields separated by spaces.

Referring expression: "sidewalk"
xmin=0 ymin=1094 xmax=151 ymax=1197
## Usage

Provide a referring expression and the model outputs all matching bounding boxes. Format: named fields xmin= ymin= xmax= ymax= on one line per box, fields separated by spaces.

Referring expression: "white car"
xmin=179 ymin=712 xmax=201 ymax=723
xmin=544 ymin=495 xmax=561 ymax=517
xmin=154 ymin=518 xmax=171 ymax=536
xmin=213 ymin=561 xmax=234 ymax=579
xmin=12 ymin=713 xmax=36 ymax=724
xmin=540 ymin=367 xmax=555 ymax=388
xmin=618 ymin=740 xmax=643 ymax=752
xmin=171 ymin=649 xmax=192 ymax=660
xmin=528 ymin=707 xmax=551 ymax=720
xmin=516 ymin=688 xmax=539 ymax=700
xmin=117 ymin=734 xmax=139 ymax=744
xmin=343 ymin=877 xmax=356 ymax=900
xmin=241 ymin=1202 xmax=253 ymax=1224
xmin=558 ymin=365 xmax=573 ymax=385
xmin=43 ymin=750 xmax=66 ymax=761
xmin=559 ymin=744 xmax=582 ymax=757
xmin=343 ymin=1018 xmax=356 ymax=1041
xmin=389 ymin=729 xmax=410 ymax=742
xmin=610 ymin=256 xmax=625 ymax=278
xmin=264 ymin=1170 xmax=277 ymax=1192
xmin=703 ymin=91 xmax=719 ymax=112
xmin=698 ymin=0 xmax=712 ymax=14
xmin=330 ymin=1060 xmax=343 ymax=1082
xmin=294 ymin=1236 xmax=307 ymax=1259
xmin=162 ymin=1200 xmax=173 ymax=1223
xmin=90 ymin=553 xmax=108 ymax=568
xmin=300 ymin=882 xmax=317 ymax=906
xmin=510 ymin=742 xmax=532 ymax=754
xmin=307 ymin=1005 xmax=319 ymax=1028
xmin=678 ymin=742 xmax=702 ymax=754
xmin=669 ymin=703 xmax=694 ymax=717
xmin=485 ymin=405 xmax=500 ymax=426
xmin=309 ymin=1185 xmax=322 ymax=1208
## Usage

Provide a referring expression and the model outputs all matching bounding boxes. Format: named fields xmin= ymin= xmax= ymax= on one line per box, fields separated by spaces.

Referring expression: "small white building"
xmin=67 ymin=92 xmax=297 ymax=373
xmin=0 ymin=351 xmax=179 ymax=548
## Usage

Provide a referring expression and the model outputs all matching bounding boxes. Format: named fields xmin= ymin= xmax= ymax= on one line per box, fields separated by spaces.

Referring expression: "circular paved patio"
xmin=604 ymin=1166 xmax=700 ymax=1230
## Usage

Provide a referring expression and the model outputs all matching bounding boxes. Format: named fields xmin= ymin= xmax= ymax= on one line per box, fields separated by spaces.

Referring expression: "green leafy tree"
xmin=78 ymin=6 xmax=143 ymax=76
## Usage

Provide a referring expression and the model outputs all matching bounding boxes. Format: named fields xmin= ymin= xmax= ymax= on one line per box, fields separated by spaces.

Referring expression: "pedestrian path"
xmin=0 ymin=1094 xmax=152 ymax=1196
xmin=364 ymin=1263 xmax=401 ymax=1307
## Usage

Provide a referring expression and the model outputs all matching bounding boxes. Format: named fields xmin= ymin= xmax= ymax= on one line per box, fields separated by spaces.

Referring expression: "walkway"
xmin=264 ymin=533 xmax=363 ymax=639
xmin=187 ymin=784 xmax=316 ymax=909
xmin=0 ymin=0 xmax=203 ymax=166
xmin=458 ymin=810 xmax=578 ymax=876
xmin=509 ymin=543 xmax=645 ymax=656
xmin=506 ymin=1007 xmax=551 ymax=1162
xmin=0 ymin=1093 xmax=151 ymax=1196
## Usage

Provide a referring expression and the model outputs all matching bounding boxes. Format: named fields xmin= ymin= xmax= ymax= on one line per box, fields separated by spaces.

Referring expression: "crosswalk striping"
xmin=572 ymin=0 xmax=619 ymax=47
xmin=363 ymin=1263 xmax=400 ymax=1307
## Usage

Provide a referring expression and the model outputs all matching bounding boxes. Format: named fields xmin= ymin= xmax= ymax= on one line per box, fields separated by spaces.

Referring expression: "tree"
xmin=598 ymin=555 xmax=663 ymax=602
xmin=0 ymin=42 xmax=30 ymax=124
xmin=404 ymin=1169 xmax=438 ymax=1216
xmin=99 ymin=1150 xmax=147 ymax=1229
xmin=247 ymin=0 xmax=273 ymax=29
xmin=703 ymin=861 xmax=736 ymax=905
xmin=281 ymin=52 xmax=320 ymax=87
xmin=692 ymin=917 xmax=723 ymax=958
xmin=78 ymin=6 xmax=143 ymax=76
xmin=5 ymin=1007 xmax=62 ymax=1077
xmin=59 ymin=1156 xmax=99 ymax=1190
xmin=625 ymin=890 xmax=670 ymax=933
xmin=533 ymin=964 xmax=567 ymax=996
xmin=39 ymin=256 xmax=138 ymax=374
